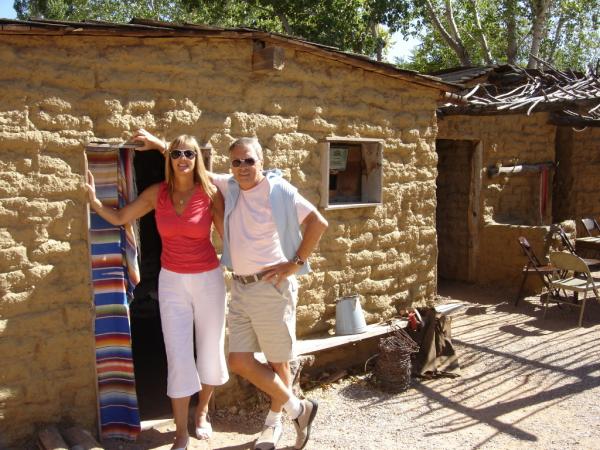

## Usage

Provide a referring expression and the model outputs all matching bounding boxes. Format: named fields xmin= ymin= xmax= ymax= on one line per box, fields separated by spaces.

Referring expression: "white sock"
xmin=283 ymin=396 xmax=303 ymax=419
xmin=265 ymin=410 xmax=283 ymax=427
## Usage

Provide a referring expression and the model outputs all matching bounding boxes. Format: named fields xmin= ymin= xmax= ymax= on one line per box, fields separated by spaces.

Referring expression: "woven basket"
xmin=373 ymin=328 xmax=419 ymax=392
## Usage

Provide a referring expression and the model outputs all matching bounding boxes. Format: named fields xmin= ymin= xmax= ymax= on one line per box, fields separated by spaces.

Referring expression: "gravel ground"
xmin=105 ymin=281 xmax=600 ymax=450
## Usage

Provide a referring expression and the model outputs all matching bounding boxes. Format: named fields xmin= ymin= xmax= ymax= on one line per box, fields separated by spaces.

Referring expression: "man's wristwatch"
xmin=291 ymin=255 xmax=305 ymax=266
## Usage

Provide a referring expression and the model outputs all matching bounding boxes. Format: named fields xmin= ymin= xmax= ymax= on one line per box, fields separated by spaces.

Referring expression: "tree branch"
xmin=444 ymin=0 xmax=461 ymax=42
xmin=469 ymin=0 xmax=493 ymax=64
xmin=527 ymin=0 xmax=553 ymax=68
xmin=275 ymin=10 xmax=292 ymax=35
xmin=547 ymin=14 xmax=565 ymax=64
xmin=424 ymin=0 xmax=471 ymax=65
xmin=504 ymin=0 xmax=518 ymax=64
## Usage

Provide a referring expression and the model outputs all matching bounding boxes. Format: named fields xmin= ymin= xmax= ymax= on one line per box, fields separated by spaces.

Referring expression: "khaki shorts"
xmin=228 ymin=276 xmax=298 ymax=363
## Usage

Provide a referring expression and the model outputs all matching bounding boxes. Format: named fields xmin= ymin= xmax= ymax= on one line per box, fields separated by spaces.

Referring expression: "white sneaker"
xmin=254 ymin=421 xmax=283 ymax=450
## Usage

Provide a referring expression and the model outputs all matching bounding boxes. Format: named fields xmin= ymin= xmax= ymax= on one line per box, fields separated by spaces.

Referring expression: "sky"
xmin=0 ymin=1 xmax=417 ymax=61
xmin=387 ymin=34 xmax=418 ymax=62
xmin=0 ymin=1 xmax=15 ymax=20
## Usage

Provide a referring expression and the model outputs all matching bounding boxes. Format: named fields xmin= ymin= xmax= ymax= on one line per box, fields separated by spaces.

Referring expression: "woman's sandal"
xmin=195 ymin=418 xmax=213 ymax=440
xmin=172 ymin=436 xmax=189 ymax=450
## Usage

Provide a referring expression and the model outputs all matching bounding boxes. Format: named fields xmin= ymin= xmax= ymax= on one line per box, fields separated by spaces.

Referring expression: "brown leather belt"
xmin=232 ymin=270 xmax=269 ymax=285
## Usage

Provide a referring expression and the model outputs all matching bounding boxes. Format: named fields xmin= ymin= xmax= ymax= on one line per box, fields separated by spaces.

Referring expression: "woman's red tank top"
xmin=155 ymin=182 xmax=219 ymax=274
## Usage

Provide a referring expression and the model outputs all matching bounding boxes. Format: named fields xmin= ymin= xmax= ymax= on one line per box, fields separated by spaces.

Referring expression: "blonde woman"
xmin=86 ymin=135 xmax=227 ymax=450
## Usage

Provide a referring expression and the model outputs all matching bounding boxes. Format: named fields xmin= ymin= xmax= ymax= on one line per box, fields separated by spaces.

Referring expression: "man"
xmin=213 ymin=137 xmax=328 ymax=450
xmin=134 ymin=130 xmax=328 ymax=450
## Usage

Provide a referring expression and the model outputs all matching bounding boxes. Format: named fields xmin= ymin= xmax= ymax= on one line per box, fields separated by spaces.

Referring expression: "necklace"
xmin=174 ymin=185 xmax=195 ymax=206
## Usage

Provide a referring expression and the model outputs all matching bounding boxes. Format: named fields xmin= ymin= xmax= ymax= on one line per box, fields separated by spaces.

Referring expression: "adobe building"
xmin=0 ymin=18 xmax=457 ymax=446
xmin=434 ymin=65 xmax=600 ymax=289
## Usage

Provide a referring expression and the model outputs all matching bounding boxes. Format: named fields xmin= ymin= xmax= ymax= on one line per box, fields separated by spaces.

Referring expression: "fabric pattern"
xmin=87 ymin=144 xmax=141 ymax=440
xmin=118 ymin=148 xmax=141 ymax=296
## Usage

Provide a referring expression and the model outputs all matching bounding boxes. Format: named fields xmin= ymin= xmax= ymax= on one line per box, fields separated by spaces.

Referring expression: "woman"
xmin=86 ymin=135 xmax=228 ymax=450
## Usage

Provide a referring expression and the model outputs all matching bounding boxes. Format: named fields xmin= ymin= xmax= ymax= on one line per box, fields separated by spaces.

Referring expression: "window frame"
xmin=319 ymin=137 xmax=384 ymax=210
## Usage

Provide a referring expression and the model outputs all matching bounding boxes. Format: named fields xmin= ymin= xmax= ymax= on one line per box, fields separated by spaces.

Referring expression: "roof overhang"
xmin=0 ymin=18 xmax=461 ymax=93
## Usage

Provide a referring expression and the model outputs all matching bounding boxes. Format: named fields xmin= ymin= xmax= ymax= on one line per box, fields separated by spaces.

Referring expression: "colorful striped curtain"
xmin=86 ymin=143 xmax=141 ymax=440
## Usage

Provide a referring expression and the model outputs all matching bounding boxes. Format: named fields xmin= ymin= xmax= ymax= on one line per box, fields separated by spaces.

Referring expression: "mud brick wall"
xmin=437 ymin=114 xmax=556 ymax=285
xmin=0 ymin=138 xmax=96 ymax=443
xmin=554 ymin=126 xmax=600 ymax=222
xmin=0 ymin=33 xmax=441 ymax=445
xmin=478 ymin=224 xmax=553 ymax=288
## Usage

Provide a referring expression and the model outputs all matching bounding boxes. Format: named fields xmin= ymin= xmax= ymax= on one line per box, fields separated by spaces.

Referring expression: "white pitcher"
xmin=335 ymin=294 xmax=367 ymax=335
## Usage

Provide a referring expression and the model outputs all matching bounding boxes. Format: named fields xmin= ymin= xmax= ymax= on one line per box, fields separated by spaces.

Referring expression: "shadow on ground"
xmin=108 ymin=280 xmax=600 ymax=449
xmin=320 ymin=280 xmax=600 ymax=448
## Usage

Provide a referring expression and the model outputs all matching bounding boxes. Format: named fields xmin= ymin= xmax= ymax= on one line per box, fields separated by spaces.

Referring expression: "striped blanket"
xmin=87 ymin=144 xmax=141 ymax=440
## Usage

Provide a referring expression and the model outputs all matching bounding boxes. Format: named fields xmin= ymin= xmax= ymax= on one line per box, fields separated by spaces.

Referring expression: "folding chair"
xmin=515 ymin=237 xmax=558 ymax=306
xmin=555 ymin=226 xmax=600 ymax=268
xmin=546 ymin=252 xmax=600 ymax=327
xmin=580 ymin=218 xmax=600 ymax=237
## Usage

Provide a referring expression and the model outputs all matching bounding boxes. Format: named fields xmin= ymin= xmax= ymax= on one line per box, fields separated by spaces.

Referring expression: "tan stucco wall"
xmin=437 ymin=113 xmax=556 ymax=286
xmin=0 ymin=34 xmax=440 ymax=445
xmin=554 ymin=126 xmax=600 ymax=222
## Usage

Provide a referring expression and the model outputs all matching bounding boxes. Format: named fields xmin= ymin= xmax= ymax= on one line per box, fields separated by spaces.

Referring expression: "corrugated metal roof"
xmin=0 ymin=18 xmax=461 ymax=92
xmin=430 ymin=66 xmax=497 ymax=84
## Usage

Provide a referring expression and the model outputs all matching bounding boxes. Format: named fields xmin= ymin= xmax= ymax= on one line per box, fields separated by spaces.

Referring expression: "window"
xmin=319 ymin=137 xmax=383 ymax=209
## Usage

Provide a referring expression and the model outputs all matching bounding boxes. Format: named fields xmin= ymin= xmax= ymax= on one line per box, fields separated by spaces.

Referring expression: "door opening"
xmin=436 ymin=139 xmax=480 ymax=283
xmin=130 ymin=150 xmax=170 ymax=420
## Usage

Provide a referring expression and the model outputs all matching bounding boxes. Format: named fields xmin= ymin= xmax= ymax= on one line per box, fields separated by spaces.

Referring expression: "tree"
xmin=14 ymin=0 xmax=199 ymax=22
xmin=182 ymin=0 xmax=408 ymax=60
xmin=399 ymin=0 xmax=599 ymax=71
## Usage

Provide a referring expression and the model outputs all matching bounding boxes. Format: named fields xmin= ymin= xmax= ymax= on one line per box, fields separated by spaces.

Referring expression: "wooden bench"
xmin=296 ymin=319 xmax=407 ymax=355
xmin=254 ymin=318 xmax=407 ymax=363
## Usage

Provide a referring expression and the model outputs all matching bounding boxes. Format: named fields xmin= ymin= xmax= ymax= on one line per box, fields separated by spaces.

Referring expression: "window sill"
xmin=324 ymin=202 xmax=381 ymax=211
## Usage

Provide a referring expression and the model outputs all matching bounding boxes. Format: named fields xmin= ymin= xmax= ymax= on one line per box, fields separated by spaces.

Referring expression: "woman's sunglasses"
xmin=169 ymin=149 xmax=196 ymax=160
xmin=231 ymin=157 xmax=256 ymax=168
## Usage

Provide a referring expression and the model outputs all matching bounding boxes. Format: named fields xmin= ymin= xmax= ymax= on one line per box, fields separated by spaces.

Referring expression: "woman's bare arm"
xmin=86 ymin=170 xmax=158 ymax=225
xmin=212 ymin=189 xmax=225 ymax=238
xmin=130 ymin=128 xmax=168 ymax=153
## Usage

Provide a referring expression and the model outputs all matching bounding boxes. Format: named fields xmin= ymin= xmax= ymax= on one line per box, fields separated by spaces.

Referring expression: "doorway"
xmin=436 ymin=139 xmax=481 ymax=282
xmin=129 ymin=150 xmax=170 ymax=420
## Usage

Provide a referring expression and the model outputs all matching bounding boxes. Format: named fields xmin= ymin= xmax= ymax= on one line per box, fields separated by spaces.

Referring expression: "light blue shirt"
xmin=220 ymin=170 xmax=311 ymax=275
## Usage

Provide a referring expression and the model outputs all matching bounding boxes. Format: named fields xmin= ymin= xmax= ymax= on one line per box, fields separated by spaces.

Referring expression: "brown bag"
xmin=406 ymin=307 xmax=461 ymax=378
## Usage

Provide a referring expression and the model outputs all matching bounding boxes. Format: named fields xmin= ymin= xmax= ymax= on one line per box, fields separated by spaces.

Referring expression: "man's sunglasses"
xmin=231 ymin=158 xmax=256 ymax=168
xmin=169 ymin=150 xmax=196 ymax=160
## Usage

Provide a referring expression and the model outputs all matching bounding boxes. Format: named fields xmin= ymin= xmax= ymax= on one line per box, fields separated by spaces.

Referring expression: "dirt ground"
xmin=104 ymin=280 xmax=600 ymax=450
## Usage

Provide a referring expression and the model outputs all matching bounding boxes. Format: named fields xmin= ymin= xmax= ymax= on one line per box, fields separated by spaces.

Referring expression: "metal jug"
xmin=335 ymin=294 xmax=367 ymax=335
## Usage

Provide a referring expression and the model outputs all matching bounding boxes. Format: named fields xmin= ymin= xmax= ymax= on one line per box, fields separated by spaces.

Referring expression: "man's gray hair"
xmin=229 ymin=137 xmax=263 ymax=161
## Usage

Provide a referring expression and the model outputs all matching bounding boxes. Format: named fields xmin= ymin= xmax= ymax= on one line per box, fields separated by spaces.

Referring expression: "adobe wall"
xmin=554 ymin=126 xmax=600 ymax=222
xmin=437 ymin=113 xmax=556 ymax=285
xmin=0 ymin=34 xmax=440 ymax=445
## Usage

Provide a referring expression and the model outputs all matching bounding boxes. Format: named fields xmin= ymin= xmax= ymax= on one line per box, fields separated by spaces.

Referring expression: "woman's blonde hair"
xmin=165 ymin=135 xmax=216 ymax=202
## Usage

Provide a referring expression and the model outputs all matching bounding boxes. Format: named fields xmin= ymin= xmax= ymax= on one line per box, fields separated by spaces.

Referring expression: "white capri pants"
xmin=158 ymin=267 xmax=229 ymax=398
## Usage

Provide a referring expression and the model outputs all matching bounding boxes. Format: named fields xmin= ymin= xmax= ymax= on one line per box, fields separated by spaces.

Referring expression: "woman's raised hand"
xmin=85 ymin=170 xmax=103 ymax=210
xmin=130 ymin=128 xmax=167 ymax=152
xmin=86 ymin=170 xmax=99 ymax=200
